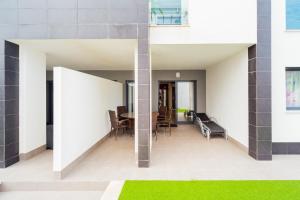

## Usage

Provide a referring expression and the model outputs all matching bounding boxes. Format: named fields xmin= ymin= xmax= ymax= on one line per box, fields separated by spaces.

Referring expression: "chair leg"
xmin=115 ymin=128 xmax=118 ymax=140
xmin=110 ymin=127 xmax=112 ymax=137
xmin=155 ymin=130 xmax=158 ymax=141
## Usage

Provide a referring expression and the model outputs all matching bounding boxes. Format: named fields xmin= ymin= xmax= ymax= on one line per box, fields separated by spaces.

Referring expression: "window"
xmin=150 ymin=0 xmax=188 ymax=25
xmin=286 ymin=68 xmax=300 ymax=110
xmin=286 ymin=0 xmax=300 ymax=29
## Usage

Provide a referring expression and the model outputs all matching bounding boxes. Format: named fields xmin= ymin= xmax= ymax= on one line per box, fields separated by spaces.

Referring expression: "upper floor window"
xmin=150 ymin=0 xmax=188 ymax=25
xmin=286 ymin=0 xmax=300 ymax=29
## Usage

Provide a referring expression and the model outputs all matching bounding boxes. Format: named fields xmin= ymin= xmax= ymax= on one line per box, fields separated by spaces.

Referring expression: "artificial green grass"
xmin=119 ymin=180 xmax=300 ymax=200
xmin=177 ymin=108 xmax=188 ymax=113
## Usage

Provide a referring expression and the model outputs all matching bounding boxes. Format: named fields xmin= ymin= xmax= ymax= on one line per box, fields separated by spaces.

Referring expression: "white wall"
xmin=19 ymin=46 xmax=46 ymax=154
xmin=53 ymin=67 xmax=123 ymax=171
xmin=206 ymin=49 xmax=248 ymax=147
xmin=272 ymin=0 xmax=300 ymax=142
xmin=150 ymin=0 xmax=257 ymax=44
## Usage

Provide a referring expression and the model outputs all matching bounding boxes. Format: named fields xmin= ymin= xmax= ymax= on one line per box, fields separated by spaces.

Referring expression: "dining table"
xmin=120 ymin=112 xmax=135 ymax=134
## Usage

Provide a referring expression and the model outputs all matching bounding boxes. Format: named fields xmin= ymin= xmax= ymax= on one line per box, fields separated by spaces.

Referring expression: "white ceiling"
xmin=13 ymin=39 xmax=249 ymax=70
xmin=13 ymin=39 xmax=136 ymax=70
xmin=151 ymin=44 xmax=249 ymax=70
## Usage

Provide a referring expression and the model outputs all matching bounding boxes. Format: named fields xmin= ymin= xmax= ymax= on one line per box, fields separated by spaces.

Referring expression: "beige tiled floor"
xmin=1 ymin=125 xmax=300 ymax=182
xmin=0 ymin=191 xmax=103 ymax=200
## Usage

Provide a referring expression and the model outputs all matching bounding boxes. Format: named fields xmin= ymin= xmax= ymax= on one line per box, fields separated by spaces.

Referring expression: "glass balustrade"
xmin=150 ymin=0 xmax=188 ymax=25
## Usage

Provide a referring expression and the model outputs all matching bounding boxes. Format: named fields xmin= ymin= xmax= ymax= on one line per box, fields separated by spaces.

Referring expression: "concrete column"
xmin=135 ymin=23 xmax=151 ymax=168
xmin=0 ymin=40 xmax=20 ymax=168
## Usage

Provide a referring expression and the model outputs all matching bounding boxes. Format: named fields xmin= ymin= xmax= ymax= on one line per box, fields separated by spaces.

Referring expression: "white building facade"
xmin=0 ymin=0 xmax=299 ymax=172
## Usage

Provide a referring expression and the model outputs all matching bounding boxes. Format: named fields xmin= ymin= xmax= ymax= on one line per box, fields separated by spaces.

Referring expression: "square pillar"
xmin=0 ymin=41 xmax=20 ymax=168
xmin=135 ymin=24 xmax=151 ymax=168
xmin=248 ymin=0 xmax=272 ymax=160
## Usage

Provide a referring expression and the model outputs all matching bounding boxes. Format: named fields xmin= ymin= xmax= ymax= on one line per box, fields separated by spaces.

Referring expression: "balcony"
xmin=150 ymin=0 xmax=188 ymax=26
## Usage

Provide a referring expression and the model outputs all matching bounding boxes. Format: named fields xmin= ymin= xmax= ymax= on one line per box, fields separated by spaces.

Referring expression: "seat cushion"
xmin=196 ymin=113 xmax=210 ymax=122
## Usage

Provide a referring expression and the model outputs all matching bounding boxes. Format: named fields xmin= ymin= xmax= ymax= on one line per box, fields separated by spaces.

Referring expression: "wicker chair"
xmin=109 ymin=110 xmax=128 ymax=139
xmin=152 ymin=112 xmax=159 ymax=141
xmin=117 ymin=106 xmax=127 ymax=120
xmin=157 ymin=108 xmax=172 ymax=135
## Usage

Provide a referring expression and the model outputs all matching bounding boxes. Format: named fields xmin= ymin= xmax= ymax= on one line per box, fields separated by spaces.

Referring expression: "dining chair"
xmin=108 ymin=110 xmax=128 ymax=139
xmin=158 ymin=106 xmax=167 ymax=121
xmin=157 ymin=108 xmax=172 ymax=136
xmin=152 ymin=112 xmax=159 ymax=141
xmin=117 ymin=106 xmax=127 ymax=120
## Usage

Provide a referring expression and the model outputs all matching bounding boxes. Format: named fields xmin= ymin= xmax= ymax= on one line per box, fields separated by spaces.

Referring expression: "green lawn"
xmin=177 ymin=108 xmax=188 ymax=113
xmin=119 ymin=181 xmax=300 ymax=200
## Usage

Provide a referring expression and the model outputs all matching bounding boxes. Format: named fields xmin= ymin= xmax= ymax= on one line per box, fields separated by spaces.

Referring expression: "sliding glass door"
xmin=126 ymin=81 xmax=135 ymax=112
xmin=176 ymin=81 xmax=195 ymax=123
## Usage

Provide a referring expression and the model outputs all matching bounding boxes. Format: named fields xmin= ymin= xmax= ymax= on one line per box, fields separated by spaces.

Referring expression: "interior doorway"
xmin=158 ymin=80 xmax=196 ymax=125
xmin=158 ymin=81 xmax=177 ymax=126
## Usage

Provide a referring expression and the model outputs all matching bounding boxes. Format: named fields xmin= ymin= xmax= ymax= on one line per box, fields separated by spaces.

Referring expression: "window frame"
xmin=286 ymin=67 xmax=300 ymax=111
xmin=286 ymin=0 xmax=300 ymax=30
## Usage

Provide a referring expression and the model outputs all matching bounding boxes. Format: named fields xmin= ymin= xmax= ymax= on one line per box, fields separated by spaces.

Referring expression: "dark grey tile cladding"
xmin=5 ymin=114 xmax=19 ymax=130
xmin=5 ymin=41 xmax=19 ymax=58
xmin=249 ymin=124 xmax=257 ymax=139
xmin=288 ymin=143 xmax=300 ymax=154
xmin=3 ymin=154 xmax=19 ymax=167
xmin=5 ymin=99 xmax=19 ymax=115
xmin=5 ymin=56 xmax=19 ymax=72
xmin=248 ymin=45 xmax=256 ymax=59
xmin=256 ymin=98 xmax=271 ymax=113
xmin=4 ymin=128 xmax=19 ymax=145
xmin=0 ymin=145 xmax=4 ymax=160
xmin=0 ymin=130 xmax=4 ymax=145
xmin=273 ymin=143 xmax=300 ymax=155
xmin=0 ymin=0 xmax=149 ymax=40
xmin=0 ymin=115 xmax=4 ymax=130
xmin=248 ymin=0 xmax=272 ymax=161
xmin=256 ymin=112 xmax=271 ymax=127
xmin=5 ymin=86 xmax=19 ymax=100
xmin=257 ymin=127 xmax=272 ymax=141
xmin=257 ymin=84 xmax=271 ymax=98
xmin=5 ymin=71 xmax=19 ymax=86
xmin=138 ymin=160 xmax=150 ymax=168
xmin=257 ymin=141 xmax=272 ymax=155
xmin=5 ymin=142 xmax=19 ymax=158
xmin=138 ymin=145 xmax=150 ymax=160
xmin=138 ymin=130 xmax=150 ymax=146
xmin=256 ymin=57 xmax=271 ymax=72
xmin=248 ymin=59 xmax=256 ymax=72
xmin=0 ymin=41 xmax=19 ymax=168
xmin=256 ymin=71 xmax=271 ymax=85
xmin=272 ymin=143 xmax=288 ymax=154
